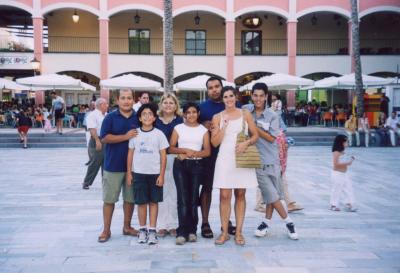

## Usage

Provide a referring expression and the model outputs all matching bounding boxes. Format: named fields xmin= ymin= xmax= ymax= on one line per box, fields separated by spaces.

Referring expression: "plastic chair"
xmin=323 ymin=112 xmax=333 ymax=127
xmin=336 ymin=112 xmax=346 ymax=127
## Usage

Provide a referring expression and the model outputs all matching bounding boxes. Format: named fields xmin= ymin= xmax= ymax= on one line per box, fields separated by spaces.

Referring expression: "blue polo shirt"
xmin=155 ymin=116 xmax=183 ymax=141
xmin=199 ymin=100 xmax=225 ymax=123
xmin=100 ymin=109 xmax=139 ymax=172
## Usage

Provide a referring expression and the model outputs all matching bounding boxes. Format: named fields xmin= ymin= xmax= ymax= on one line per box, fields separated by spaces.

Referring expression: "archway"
xmin=297 ymin=12 xmax=349 ymax=55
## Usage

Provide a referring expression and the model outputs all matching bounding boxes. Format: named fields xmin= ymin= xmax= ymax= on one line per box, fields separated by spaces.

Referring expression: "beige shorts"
xmin=102 ymin=171 xmax=134 ymax=204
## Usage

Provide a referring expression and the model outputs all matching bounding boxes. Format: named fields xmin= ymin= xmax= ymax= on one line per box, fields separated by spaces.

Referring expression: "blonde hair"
xmin=158 ymin=93 xmax=182 ymax=117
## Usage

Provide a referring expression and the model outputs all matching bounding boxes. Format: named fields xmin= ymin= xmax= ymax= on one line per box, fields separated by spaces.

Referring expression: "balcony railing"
xmin=360 ymin=39 xmax=400 ymax=55
xmin=38 ymin=36 xmax=400 ymax=56
xmin=297 ymin=39 xmax=349 ymax=55
xmin=110 ymin=38 xmax=225 ymax=55
xmin=235 ymin=39 xmax=287 ymax=56
xmin=45 ymin=36 xmax=99 ymax=53
xmin=0 ymin=35 xmax=34 ymax=52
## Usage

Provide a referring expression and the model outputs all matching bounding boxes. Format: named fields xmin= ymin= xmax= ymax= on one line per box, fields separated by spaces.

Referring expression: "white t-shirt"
xmin=128 ymin=128 xmax=169 ymax=174
xmin=174 ymin=123 xmax=207 ymax=151
xmin=133 ymin=102 xmax=142 ymax=112
xmin=86 ymin=109 xmax=105 ymax=135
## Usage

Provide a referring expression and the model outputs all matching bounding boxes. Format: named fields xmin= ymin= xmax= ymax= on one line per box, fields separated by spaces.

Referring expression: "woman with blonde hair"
xmin=155 ymin=93 xmax=183 ymax=237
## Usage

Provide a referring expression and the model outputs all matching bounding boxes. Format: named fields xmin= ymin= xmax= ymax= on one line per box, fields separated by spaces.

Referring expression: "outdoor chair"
xmin=323 ymin=112 xmax=333 ymax=127
xmin=336 ymin=112 xmax=346 ymax=127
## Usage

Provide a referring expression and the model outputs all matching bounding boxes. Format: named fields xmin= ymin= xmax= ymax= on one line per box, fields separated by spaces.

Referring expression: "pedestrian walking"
xmin=82 ymin=98 xmax=108 ymax=190
xmin=330 ymin=135 xmax=357 ymax=212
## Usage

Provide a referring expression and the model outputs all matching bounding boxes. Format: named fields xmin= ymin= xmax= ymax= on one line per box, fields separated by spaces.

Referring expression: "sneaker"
xmin=286 ymin=223 xmax=299 ymax=240
xmin=254 ymin=221 xmax=269 ymax=237
xmin=147 ymin=230 xmax=158 ymax=245
xmin=188 ymin=234 xmax=197 ymax=242
xmin=137 ymin=228 xmax=148 ymax=244
xmin=175 ymin=236 xmax=186 ymax=245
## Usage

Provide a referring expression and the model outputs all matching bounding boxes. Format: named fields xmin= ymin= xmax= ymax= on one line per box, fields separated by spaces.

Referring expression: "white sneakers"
xmin=254 ymin=221 xmax=299 ymax=240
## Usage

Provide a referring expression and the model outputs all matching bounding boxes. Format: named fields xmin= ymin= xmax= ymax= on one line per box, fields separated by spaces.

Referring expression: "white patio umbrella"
xmin=174 ymin=75 xmax=235 ymax=91
xmin=239 ymin=73 xmax=314 ymax=91
xmin=174 ymin=74 xmax=235 ymax=102
xmin=16 ymin=74 xmax=85 ymax=90
xmin=100 ymin=74 xmax=161 ymax=91
xmin=306 ymin=74 xmax=394 ymax=89
xmin=0 ymin=78 xmax=32 ymax=90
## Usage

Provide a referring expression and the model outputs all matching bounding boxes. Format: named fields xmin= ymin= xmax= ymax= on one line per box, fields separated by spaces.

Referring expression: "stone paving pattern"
xmin=0 ymin=147 xmax=399 ymax=273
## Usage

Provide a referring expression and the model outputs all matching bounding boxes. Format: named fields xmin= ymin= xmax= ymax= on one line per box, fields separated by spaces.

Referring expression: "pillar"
xmin=32 ymin=17 xmax=44 ymax=105
xmin=287 ymin=21 xmax=297 ymax=108
xmin=225 ymin=20 xmax=235 ymax=83
xmin=99 ymin=19 xmax=109 ymax=101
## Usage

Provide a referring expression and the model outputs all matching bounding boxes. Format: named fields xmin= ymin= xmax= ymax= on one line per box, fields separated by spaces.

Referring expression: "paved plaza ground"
xmin=0 ymin=147 xmax=399 ymax=273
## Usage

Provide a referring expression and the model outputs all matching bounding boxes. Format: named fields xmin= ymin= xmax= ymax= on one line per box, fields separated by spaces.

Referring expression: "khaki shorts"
xmin=256 ymin=164 xmax=283 ymax=205
xmin=102 ymin=171 xmax=134 ymax=204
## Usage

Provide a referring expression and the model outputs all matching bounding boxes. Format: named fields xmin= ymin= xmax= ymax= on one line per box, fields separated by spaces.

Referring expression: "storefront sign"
xmin=0 ymin=56 xmax=30 ymax=65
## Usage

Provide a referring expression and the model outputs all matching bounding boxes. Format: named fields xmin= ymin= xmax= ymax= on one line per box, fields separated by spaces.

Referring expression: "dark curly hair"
xmin=137 ymin=103 xmax=158 ymax=127
xmin=332 ymin=134 xmax=348 ymax=152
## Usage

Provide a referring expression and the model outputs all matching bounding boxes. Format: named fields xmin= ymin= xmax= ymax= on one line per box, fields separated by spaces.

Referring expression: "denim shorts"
xmin=133 ymin=173 xmax=163 ymax=205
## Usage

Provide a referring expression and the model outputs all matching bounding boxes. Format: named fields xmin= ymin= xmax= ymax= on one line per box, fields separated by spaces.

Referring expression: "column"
xmin=286 ymin=21 xmax=297 ymax=108
xmin=33 ymin=17 xmax=44 ymax=105
xmin=99 ymin=19 xmax=109 ymax=101
xmin=225 ymin=20 xmax=235 ymax=83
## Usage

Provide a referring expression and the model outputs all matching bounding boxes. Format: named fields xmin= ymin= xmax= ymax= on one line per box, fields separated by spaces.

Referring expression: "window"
xmin=241 ymin=31 xmax=262 ymax=55
xmin=185 ymin=30 xmax=206 ymax=55
xmin=129 ymin=29 xmax=150 ymax=54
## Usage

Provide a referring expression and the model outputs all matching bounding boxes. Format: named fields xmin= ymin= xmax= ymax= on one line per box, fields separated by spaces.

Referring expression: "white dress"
xmin=213 ymin=114 xmax=258 ymax=189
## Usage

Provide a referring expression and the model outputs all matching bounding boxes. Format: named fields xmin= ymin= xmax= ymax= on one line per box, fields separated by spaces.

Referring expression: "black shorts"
xmin=133 ymin=173 xmax=163 ymax=204
xmin=200 ymin=153 xmax=217 ymax=190
xmin=54 ymin=109 xmax=65 ymax=120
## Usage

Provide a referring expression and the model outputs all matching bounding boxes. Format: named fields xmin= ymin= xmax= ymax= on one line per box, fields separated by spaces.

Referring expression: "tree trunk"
xmin=164 ymin=0 xmax=174 ymax=94
xmin=350 ymin=0 xmax=364 ymax=118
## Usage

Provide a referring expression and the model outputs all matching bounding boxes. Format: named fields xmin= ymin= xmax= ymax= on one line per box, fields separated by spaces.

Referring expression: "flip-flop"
xmin=98 ymin=232 xmax=111 ymax=243
xmin=234 ymin=234 xmax=245 ymax=246
xmin=123 ymin=228 xmax=138 ymax=236
xmin=330 ymin=206 xmax=340 ymax=211
xmin=214 ymin=234 xmax=230 ymax=245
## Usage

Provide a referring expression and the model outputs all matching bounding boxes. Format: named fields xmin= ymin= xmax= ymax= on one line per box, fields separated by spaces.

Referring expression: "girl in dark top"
xmin=16 ymin=109 xmax=32 ymax=149
xmin=155 ymin=93 xmax=183 ymax=237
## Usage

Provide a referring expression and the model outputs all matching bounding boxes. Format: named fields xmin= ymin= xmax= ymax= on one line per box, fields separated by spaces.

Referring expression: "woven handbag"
xmin=235 ymin=113 xmax=262 ymax=169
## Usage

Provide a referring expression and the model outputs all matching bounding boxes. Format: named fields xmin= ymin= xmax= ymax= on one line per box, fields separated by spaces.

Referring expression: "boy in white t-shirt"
xmin=127 ymin=104 xmax=169 ymax=245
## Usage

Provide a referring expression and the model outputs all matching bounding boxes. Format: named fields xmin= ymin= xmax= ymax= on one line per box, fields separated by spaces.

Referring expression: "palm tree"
xmin=350 ymin=0 xmax=364 ymax=117
xmin=164 ymin=0 xmax=174 ymax=94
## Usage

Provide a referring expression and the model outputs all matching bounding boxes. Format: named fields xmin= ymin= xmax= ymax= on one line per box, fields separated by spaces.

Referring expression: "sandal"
xmin=214 ymin=234 xmax=230 ymax=245
xmin=168 ymin=229 xmax=177 ymax=237
xmin=330 ymin=205 xmax=340 ymax=211
xmin=98 ymin=231 xmax=111 ymax=243
xmin=201 ymin=223 xmax=214 ymax=239
xmin=157 ymin=229 xmax=168 ymax=238
xmin=234 ymin=234 xmax=245 ymax=246
xmin=122 ymin=227 xmax=139 ymax=236
xmin=221 ymin=220 xmax=236 ymax=236
xmin=344 ymin=205 xmax=358 ymax=212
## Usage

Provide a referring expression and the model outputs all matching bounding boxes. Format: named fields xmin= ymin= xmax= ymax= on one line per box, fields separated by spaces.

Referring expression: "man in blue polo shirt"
xmin=199 ymin=77 xmax=236 ymax=239
xmin=97 ymin=89 xmax=139 ymax=243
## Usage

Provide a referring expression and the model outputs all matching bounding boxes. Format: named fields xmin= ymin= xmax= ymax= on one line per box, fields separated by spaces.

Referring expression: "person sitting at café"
xmin=358 ymin=112 xmax=370 ymax=147
xmin=344 ymin=115 xmax=359 ymax=147
xmin=376 ymin=113 xmax=390 ymax=146
xmin=386 ymin=111 xmax=400 ymax=147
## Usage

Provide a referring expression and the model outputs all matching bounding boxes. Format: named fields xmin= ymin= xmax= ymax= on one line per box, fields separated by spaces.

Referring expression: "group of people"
xmin=83 ymin=77 xmax=301 ymax=247
xmin=345 ymin=111 xmax=400 ymax=147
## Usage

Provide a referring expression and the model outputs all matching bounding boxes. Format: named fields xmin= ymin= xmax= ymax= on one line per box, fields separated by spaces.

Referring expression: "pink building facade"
xmin=0 ymin=0 xmax=399 ymax=104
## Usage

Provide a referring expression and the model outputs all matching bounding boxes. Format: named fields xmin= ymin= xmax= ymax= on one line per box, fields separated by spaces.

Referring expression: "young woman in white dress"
xmin=211 ymin=86 xmax=259 ymax=246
